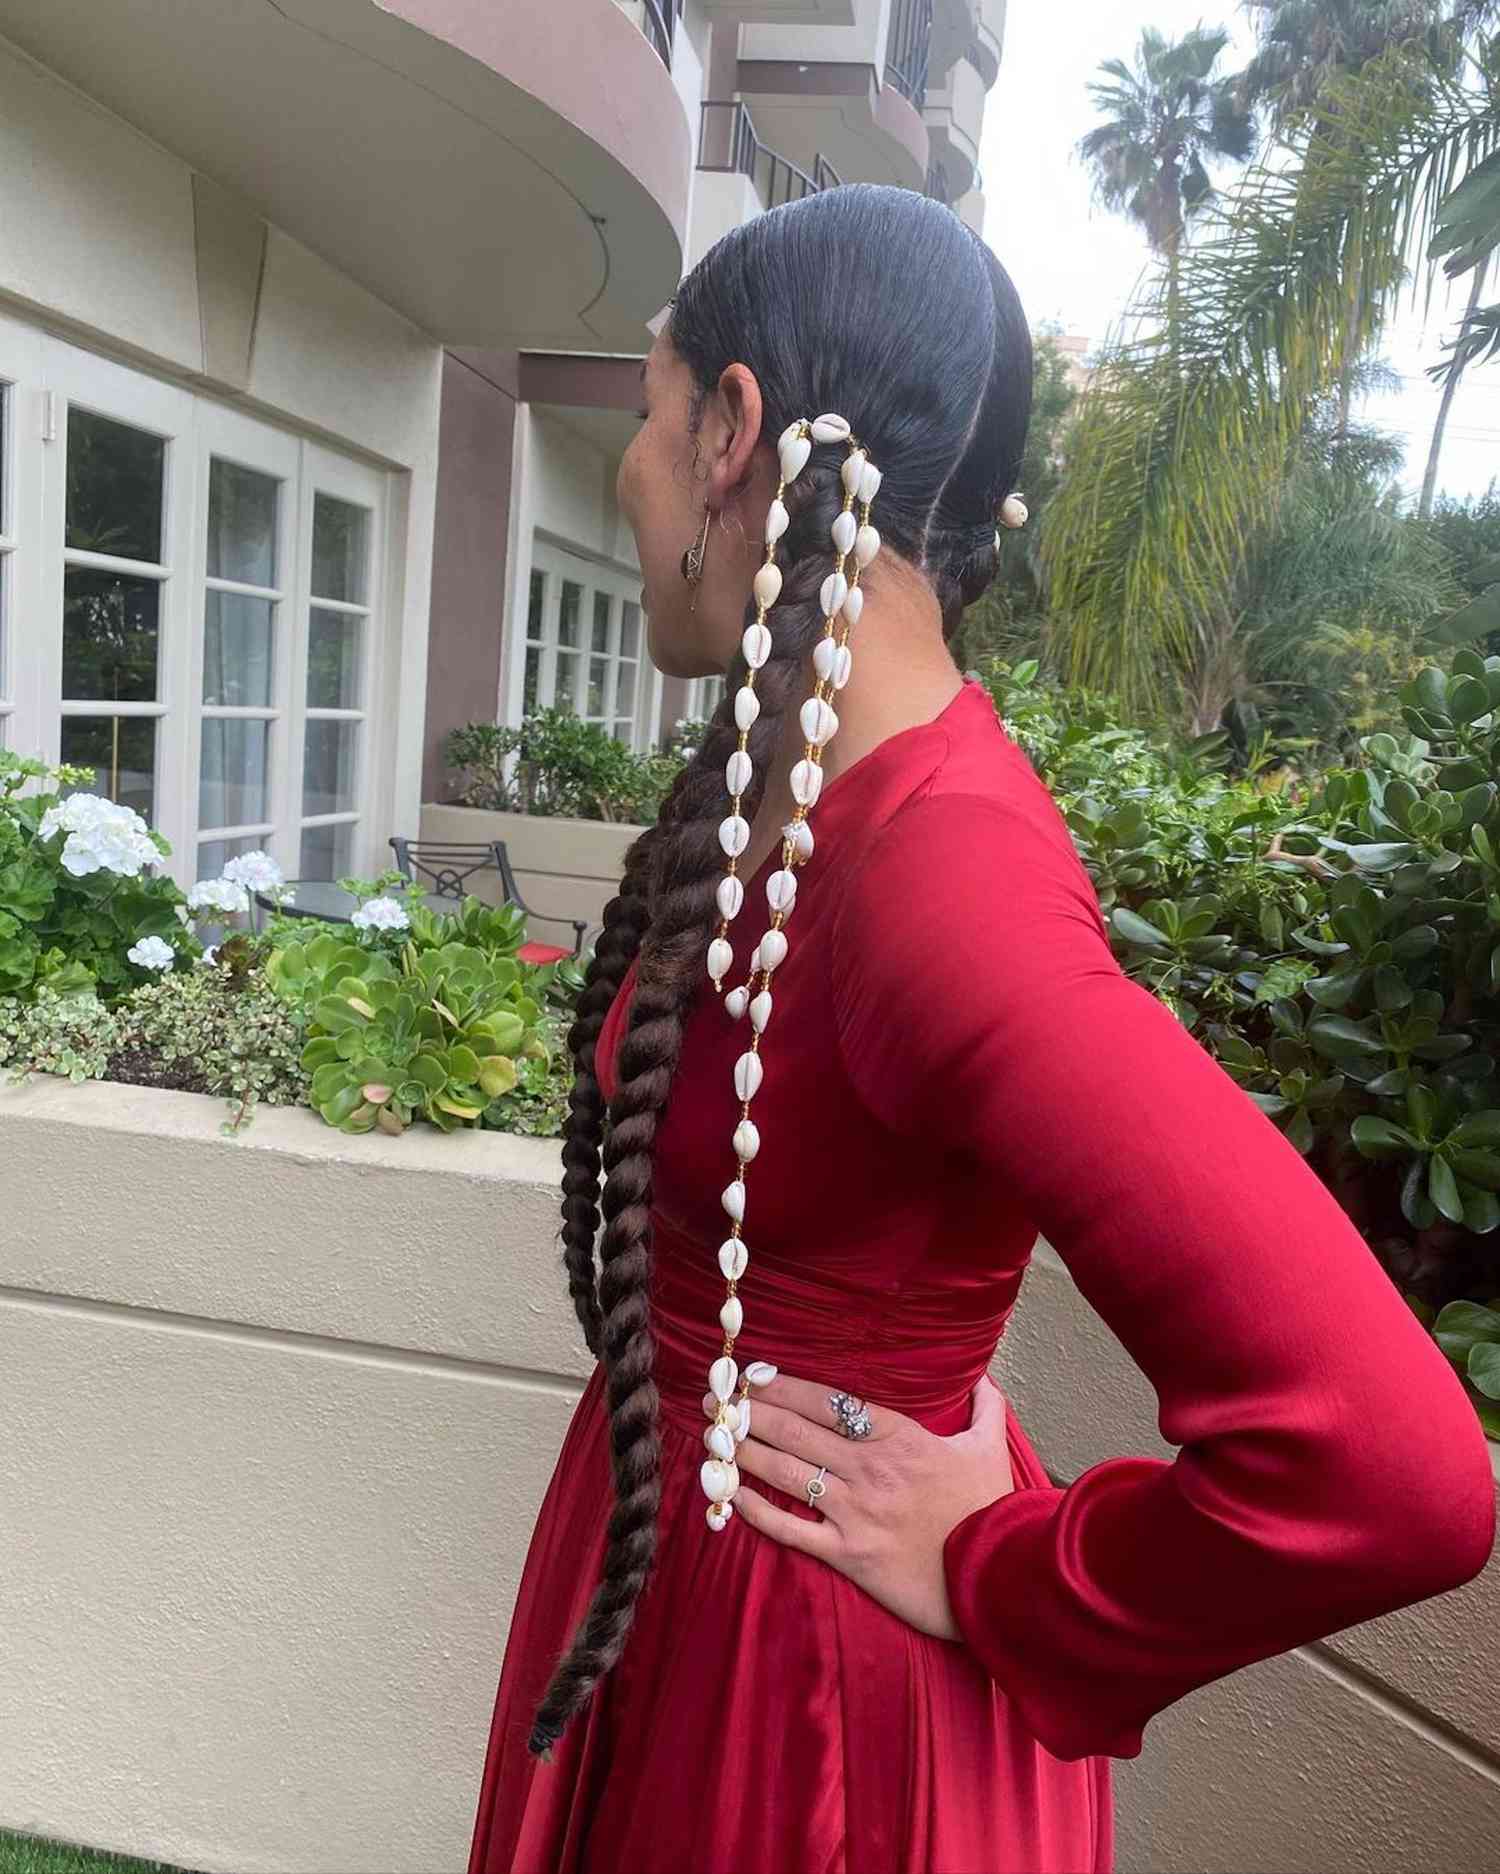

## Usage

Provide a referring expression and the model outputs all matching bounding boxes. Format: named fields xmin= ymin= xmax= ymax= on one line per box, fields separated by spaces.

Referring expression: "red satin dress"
xmin=467 ymin=679 xmax=1495 ymax=1874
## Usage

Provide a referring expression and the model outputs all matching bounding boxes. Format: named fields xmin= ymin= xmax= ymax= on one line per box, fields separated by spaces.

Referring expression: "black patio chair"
xmin=388 ymin=836 xmax=588 ymax=960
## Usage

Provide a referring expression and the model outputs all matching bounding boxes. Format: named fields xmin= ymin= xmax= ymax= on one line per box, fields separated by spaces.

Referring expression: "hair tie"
xmin=697 ymin=411 xmax=881 ymax=1535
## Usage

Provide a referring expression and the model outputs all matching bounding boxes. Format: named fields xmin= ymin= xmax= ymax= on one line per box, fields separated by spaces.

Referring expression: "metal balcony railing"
xmin=698 ymin=101 xmax=843 ymax=210
xmin=887 ymin=0 xmax=934 ymax=108
xmin=639 ymin=0 xmax=680 ymax=68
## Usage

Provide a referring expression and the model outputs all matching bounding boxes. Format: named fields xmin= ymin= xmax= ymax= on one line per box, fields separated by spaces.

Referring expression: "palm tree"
xmin=1237 ymin=1 xmax=1459 ymax=436
xmin=1078 ymin=26 xmax=1257 ymax=350
xmin=1043 ymin=34 xmax=1500 ymax=724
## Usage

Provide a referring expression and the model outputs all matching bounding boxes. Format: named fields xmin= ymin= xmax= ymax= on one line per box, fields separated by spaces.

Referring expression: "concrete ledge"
xmin=419 ymin=801 xmax=644 ymax=949
xmin=0 ymin=1075 xmax=589 ymax=1871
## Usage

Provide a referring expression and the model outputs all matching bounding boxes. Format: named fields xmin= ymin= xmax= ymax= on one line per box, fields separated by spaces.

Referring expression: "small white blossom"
xmin=197 ymin=945 xmax=219 ymax=967
xmin=351 ymin=894 xmax=410 ymax=933
xmin=127 ymin=935 xmax=175 ymax=972
xmin=222 ymin=849 xmax=284 ymax=892
xmin=186 ymin=877 xmax=250 ymax=915
xmin=38 ymin=793 xmax=160 ymax=879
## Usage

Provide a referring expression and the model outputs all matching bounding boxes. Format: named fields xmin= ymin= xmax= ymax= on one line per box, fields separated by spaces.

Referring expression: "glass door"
xmin=189 ymin=405 xmax=301 ymax=882
xmin=38 ymin=340 xmax=194 ymax=855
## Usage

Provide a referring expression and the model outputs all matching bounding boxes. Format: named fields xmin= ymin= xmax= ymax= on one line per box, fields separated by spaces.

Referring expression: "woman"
xmin=467 ymin=185 xmax=1495 ymax=1874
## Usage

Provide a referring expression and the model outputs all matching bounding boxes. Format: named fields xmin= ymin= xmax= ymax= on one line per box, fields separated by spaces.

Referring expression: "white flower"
xmin=350 ymin=894 xmax=410 ymax=933
xmin=186 ymin=877 xmax=250 ymax=915
xmin=127 ymin=935 xmax=175 ymax=972
xmin=222 ymin=849 xmax=283 ymax=892
xmin=38 ymin=793 xmax=160 ymax=879
xmin=198 ymin=945 xmax=219 ymax=967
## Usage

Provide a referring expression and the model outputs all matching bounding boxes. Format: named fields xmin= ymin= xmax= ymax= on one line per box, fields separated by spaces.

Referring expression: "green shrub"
xmin=444 ymin=708 xmax=677 ymax=824
xmin=985 ymin=653 xmax=1500 ymax=1436
xmin=0 ymin=752 xmax=195 ymax=1001
xmin=0 ymin=961 xmax=308 ymax=1116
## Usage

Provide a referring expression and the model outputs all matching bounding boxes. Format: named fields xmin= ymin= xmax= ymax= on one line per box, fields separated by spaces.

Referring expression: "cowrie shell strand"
xmin=753 ymin=562 xmax=783 ymax=609
xmin=811 ymin=413 xmax=851 ymax=443
xmin=790 ymin=758 xmax=824 ymax=807
xmin=759 ymin=928 xmax=789 ymax=973
xmin=779 ymin=434 xmax=812 ymax=482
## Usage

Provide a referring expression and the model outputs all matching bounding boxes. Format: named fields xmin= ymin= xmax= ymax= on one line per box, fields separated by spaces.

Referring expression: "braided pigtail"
xmin=926 ymin=231 xmax=1034 ymax=637
xmin=556 ymin=730 xmax=749 ymax=1355
xmin=556 ymin=864 xmax=654 ymax=1359
xmin=527 ymin=459 xmax=847 ymax=1760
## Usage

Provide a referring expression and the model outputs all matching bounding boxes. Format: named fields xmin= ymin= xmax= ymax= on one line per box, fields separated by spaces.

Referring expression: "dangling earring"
xmin=681 ymin=505 xmax=713 ymax=611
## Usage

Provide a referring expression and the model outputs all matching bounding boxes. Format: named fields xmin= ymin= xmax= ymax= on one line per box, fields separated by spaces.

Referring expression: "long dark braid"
xmin=529 ymin=463 xmax=846 ymax=1758
xmin=528 ymin=184 xmax=1033 ymax=1761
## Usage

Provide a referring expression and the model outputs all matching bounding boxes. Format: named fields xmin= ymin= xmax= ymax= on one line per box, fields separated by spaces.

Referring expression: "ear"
xmin=701 ymin=362 xmax=765 ymax=512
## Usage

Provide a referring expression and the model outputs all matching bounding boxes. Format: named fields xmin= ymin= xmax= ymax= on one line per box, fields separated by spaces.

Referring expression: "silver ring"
xmin=805 ymin=1464 xmax=828 ymax=1505
xmin=828 ymin=1389 xmax=874 ymax=1440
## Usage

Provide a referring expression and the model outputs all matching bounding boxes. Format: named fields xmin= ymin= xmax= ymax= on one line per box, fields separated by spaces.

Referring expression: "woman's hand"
xmin=702 ymin=1370 xmax=1016 ymax=1640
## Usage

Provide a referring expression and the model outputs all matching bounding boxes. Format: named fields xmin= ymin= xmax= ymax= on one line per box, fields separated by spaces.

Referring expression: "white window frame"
xmin=514 ymin=539 xmax=660 ymax=750
xmin=295 ymin=444 xmax=385 ymax=883
xmin=683 ymin=674 xmax=726 ymax=726
xmin=0 ymin=315 xmax=392 ymax=888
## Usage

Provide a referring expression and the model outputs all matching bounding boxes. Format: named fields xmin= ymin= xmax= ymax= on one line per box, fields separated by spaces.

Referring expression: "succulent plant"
xmin=266 ymin=931 xmax=548 ymax=1134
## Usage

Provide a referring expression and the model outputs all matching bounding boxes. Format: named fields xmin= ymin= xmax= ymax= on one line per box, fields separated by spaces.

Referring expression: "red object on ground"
xmin=516 ymin=940 xmax=570 ymax=965
xmin=467 ymin=679 xmax=1495 ymax=1874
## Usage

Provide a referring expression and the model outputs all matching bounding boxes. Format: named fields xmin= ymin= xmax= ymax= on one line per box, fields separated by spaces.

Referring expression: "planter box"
xmin=4 ymin=1075 xmax=1498 ymax=1871
xmin=995 ymin=1241 xmax=1500 ymax=1874
xmin=418 ymin=802 xmax=646 ymax=951
xmin=0 ymin=1075 xmax=588 ymax=1874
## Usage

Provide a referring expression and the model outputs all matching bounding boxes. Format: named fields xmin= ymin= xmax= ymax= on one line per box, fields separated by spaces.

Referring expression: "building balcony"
xmin=970 ymin=0 xmax=1005 ymax=87
xmin=929 ymin=0 xmax=979 ymax=83
xmin=885 ymin=0 xmax=934 ymax=108
xmin=738 ymin=0 xmax=931 ymax=189
xmin=611 ymin=0 xmax=680 ymax=65
xmin=701 ymin=0 xmax=855 ymax=19
xmin=955 ymin=175 xmax=986 ymax=238
xmin=689 ymin=100 xmax=842 ymax=264
xmin=923 ymin=46 xmax=988 ymax=197
xmin=0 ymin=0 xmax=691 ymax=352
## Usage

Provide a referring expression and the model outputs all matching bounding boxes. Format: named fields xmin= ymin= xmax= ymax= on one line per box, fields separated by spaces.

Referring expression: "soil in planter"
xmin=103 ymin=1048 xmax=212 ymax=1096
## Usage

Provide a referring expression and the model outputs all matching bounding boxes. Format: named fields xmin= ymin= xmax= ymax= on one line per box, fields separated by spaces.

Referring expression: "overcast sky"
xmin=977 ymin=0 xmax=1500 ymax=503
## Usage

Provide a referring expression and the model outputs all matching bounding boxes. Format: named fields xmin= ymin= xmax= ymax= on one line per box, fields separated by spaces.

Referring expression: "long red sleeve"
xmin=830 ymin=765 xmax=1496 ymax=1763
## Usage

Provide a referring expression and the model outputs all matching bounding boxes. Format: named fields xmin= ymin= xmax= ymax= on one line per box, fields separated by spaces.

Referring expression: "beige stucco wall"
xmin=4 ymin=1074 xmax=1497 ymax=1870
xmin=419 ymin=803 xmax=644 ymax=950
xmin=0 ymin=1076 xmax=587 ymax=1874
xmin=996 ymin=1241 xmax=1500 ymax=1873
xmin=0 ymin=31 xmax=444 ymax=883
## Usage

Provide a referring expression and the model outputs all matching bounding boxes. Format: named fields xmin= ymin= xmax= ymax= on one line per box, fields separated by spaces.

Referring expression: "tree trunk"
xmin=1336 ymin=251 xmax=1364 ymax=440
xmin=1419 ymin=255 xmax=1492 ymax=522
